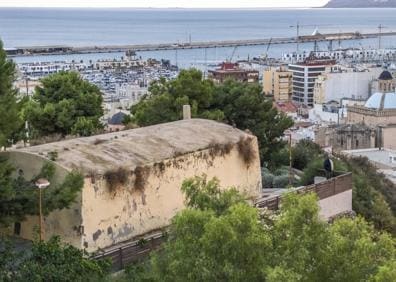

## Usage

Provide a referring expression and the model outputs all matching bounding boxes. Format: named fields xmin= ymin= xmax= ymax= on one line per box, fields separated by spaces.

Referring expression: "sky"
xmin=0 ymin=0 xmax=329 ymax=8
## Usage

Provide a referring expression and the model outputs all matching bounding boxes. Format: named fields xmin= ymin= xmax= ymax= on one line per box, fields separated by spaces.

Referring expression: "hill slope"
xmin=325 ymin=0 xmax=396 ymax=7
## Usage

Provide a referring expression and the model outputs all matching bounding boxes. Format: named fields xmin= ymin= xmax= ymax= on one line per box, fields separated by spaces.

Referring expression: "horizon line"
xmin=0 ymin=6 xmax=321 ymax=9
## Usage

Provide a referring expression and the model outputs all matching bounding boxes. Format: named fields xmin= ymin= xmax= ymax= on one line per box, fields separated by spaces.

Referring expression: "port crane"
xmin=228 ymin=45 xmax=238 ymax=62
xmin=378 ymin=24 xmax=387 ymax=49
xmin=261 ymin=37 xmax=273 ymax=61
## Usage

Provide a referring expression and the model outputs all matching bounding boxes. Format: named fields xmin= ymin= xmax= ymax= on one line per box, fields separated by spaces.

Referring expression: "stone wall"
xmin=81 ymin=138 xmax=261 ymax=252
xmin=1 ymin=151 xmax=83 ymax=248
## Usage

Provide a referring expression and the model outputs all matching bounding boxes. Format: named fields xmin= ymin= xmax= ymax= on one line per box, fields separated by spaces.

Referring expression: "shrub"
xmin=47 ymin=151 xmax=58 ymax=161
xmin=274 ymin=166 xmax=289 ymax=176
xmin=273 ymin=175 xmax=289 ymax=188
xmin=262 ymin=172 xmax=274 ymax=188
xmin=292 ymin=139 xmax=322 ymax=170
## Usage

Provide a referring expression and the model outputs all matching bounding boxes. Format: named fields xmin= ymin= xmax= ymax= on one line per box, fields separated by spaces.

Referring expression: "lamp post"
xmin=35 ymin=178 xmax=50 ymax=241
xmin=284 ymin=130 xmax=293 ymax=185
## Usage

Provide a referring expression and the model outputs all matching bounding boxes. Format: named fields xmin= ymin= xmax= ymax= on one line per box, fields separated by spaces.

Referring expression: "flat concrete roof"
xmin=342 ymin=148 xmax=396 ymax=169
xmin=14 ymin=119 xmax=253 ymax=174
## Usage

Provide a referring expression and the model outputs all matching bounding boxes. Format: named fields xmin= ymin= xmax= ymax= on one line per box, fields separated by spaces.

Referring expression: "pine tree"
xmin=0 ymin=40 xmax=20 ymax=148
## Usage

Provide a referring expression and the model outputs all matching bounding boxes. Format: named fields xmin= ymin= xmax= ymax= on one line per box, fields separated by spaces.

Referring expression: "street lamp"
xmin=284 ymin=130 xmax=293 ymax=185
xmin=35 ymin=178 xmax=50 ymax=241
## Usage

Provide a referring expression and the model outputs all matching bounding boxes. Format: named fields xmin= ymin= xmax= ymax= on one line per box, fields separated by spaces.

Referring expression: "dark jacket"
xmin=324 ymin=158 xmax=333 ymax=172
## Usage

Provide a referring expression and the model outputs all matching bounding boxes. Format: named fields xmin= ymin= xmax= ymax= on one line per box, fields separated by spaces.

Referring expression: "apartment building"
xmin=263 ymin=66 xmax=293 ymax=101
xmin=289 ymin=57 xmax=335 ymax=107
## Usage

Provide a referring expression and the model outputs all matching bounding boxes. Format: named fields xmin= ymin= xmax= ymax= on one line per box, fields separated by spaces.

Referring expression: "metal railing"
xmin=92 ymin=232 xmax=165 ymax=272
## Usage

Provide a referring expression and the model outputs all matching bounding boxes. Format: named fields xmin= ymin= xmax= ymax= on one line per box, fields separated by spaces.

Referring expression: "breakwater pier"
xmin=6 ymin=31 xmax=396 ymax=57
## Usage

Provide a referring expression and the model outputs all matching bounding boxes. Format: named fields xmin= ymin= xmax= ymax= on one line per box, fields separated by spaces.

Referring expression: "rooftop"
xmin=364 ymin=92 xmax=396 ymax=110
xmin=273 ymin=101 xmax=297 ymax=113
xmin=379 ymin=70 xmax=393 ymax=81
xmin=342 ymin=148 xmax=396 ymax=169
xmin=15 ymin=119 xmax=253 ymax=174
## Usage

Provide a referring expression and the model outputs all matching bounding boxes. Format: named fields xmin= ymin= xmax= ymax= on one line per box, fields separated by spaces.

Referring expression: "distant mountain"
xmin=324 ymin=0 xmax=396 ymax=7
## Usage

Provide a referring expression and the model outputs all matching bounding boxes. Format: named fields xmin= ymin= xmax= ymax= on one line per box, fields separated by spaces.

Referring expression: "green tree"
xmin=24 ymin=71 xmax=103 ymax=137
xmin=371 ymin=260 xmax=396 ymax=282
xmin=269 ymin=192 xmax=330 ymax=281
xmin=131 ymin=70 xmax=220 ymax=125
xmin=0 ymin=236 xmax=109 ymax=282
xmin=123 ymin=176 xmax=396 ymax=282
xmin=321 ymin=217 xmax=395 ymax=282
xmin=211 ymin=79 xmax=293 ymax=167
xmin=341 ymin=156 xmax=396 ymax=234
xmin=71 ymin=116 xmax=97 ymax=137
xmin=0 ymin=157 xmax=84 ymax=227
xmin=180 ymin=175 xmax=244 ymax=215
xmin=291 ymin=139 xmax=322 ymax=170
xmin=149 ymin=205 xmax=270 ymax=282
xmin=131 ymin=69 xmax=293 ymax=167
xmin=0 ymin=40 xmax=21 ymax=147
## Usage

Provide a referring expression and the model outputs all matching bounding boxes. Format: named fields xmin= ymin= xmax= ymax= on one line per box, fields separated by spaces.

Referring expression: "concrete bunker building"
xmin=3 ymin=119 xmax=262 ymax=252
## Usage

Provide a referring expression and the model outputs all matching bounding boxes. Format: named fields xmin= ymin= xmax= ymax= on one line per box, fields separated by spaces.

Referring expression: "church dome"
xmin=365 ymin=92 xmax=396 ymax=110
xmin=378 ymin=70 xmax=393 ymax=81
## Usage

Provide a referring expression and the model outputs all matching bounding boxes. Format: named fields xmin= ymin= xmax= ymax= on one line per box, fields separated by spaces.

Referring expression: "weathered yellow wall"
xmin=1 ymin=151 xmax=83 ymax=248
xmin=81 ymin=139 xmax=261 ymax=252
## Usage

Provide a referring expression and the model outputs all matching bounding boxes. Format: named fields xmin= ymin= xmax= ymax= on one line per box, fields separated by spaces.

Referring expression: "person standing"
xmin=324 ymin=154 xmax=334 ymax=179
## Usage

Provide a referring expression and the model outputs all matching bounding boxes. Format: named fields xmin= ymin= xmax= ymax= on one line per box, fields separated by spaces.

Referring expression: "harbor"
xmin=6 ymin=31 xmax=396 ymax=57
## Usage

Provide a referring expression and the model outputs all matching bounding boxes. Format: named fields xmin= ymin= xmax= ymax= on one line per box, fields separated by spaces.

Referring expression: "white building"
xmin=289 ymin=58 xmax=335 ymax=107
xmin=116 ymin=84 xmax=148 ymax=106
xmin=342 ymin=148 xmax=396 ymax=183
xmin=282 ymin=48 xmax=396 ymax=64
xmin=313 ymin=65 xmax=383 ymax=104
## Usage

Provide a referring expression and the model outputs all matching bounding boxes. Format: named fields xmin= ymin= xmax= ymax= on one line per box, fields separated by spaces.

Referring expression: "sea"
xmin=1 ymin=8 xmax=396 ymax=68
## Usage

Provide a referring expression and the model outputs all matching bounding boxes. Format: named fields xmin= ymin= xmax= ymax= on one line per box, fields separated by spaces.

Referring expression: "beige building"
xmin=3 ymin=119 xmax=262 ymax=252
xmin=263 ymin=66 xmax=293 ymax=101
xmin=315 ymin=124 xmax=376 ymax=151
xmin=347 ymin=75 xmax=396 ymax=150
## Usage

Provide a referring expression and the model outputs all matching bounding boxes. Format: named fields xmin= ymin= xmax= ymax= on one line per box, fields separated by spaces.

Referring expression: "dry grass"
xmin=173 ymin=149 xmax=185 ymax=158
xmin=154 ymin=162 xmax=166 ymax=175
xmin=134 ymin=166 xmax=151 ymax=191
xmin=87 ymin=170 xmax=98 ymax=184
xmin=47 ymin=151 xmax=58 ymax=161
xmin=104 ymin=167 xmax=129 ymax=192
xmin=93 ymin=139 xmax=106 ymax=145
xmin=208 ymin=141 xmax=234 ymax=158
xmin=237 ymin=137 xmax=256 ymax=166
xmin=30 ymin=134 xmax=65 ymax=146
